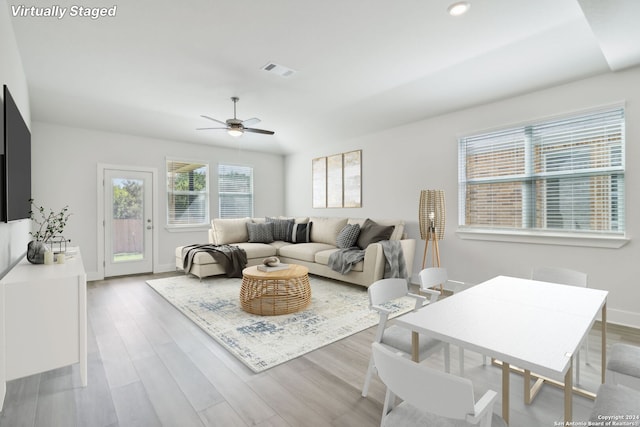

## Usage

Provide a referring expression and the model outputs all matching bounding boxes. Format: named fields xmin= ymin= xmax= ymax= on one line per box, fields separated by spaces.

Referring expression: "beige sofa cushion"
xmin=278 ymin=242 xmax=336 ymax=262
xmin=175 ymin=246 xmax=217 ymax=265
xmin=233 ymin=242 xmax=277 ymax=258
xmin=309 ymin=217 xmax=348 ymax=245
xmin=348 ymin=218 xmax=405 ymax=240
xmin=211 ymin=218 xmax=251 ymax=245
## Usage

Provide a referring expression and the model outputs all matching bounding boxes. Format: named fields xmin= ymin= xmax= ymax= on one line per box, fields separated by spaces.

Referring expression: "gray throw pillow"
xmin=357 ymin=219 xmax=395 ymax=249
xmin=266 ymin=217 xmax=294 ymax=241
xmin=247 ymin=222 xmax=274 ymax=243
xmin=336 ymin=223 xmax=361 ymax=248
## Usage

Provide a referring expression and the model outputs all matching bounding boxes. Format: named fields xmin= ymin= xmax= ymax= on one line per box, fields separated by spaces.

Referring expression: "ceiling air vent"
xmin=261 ymin=62 xmax=297 ymax=78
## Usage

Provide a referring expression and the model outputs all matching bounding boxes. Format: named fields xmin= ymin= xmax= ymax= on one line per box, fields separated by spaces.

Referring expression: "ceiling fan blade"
xmin=196 ymin=127 xmax=228 ymax=130
xmin=200 ymin=115 xmax=227 ymax=126
xmin=244 ymin=127 xmax=275 ymax=135
xmin=242 ymin=117 xmax=261 ymax=127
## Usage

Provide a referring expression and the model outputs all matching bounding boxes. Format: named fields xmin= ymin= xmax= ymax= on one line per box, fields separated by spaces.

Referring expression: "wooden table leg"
xmin=411 ymin=331 xmax=419 ymax=362
xmin=564 ymin=360 xmax=573 ymax=423
xmin=523 ymin=368 xmax=545 ymax=405
xmin=502 ymin=362 xmax=510 ymax=425
xmin=602 ymin=302 xmax=607 ymax=384
xmin=524 ymin=369 xmax=531 ymax=403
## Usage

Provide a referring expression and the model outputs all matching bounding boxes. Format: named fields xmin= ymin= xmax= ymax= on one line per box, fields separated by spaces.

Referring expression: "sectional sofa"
xmin=175 ymin=216 xmax=416 ymax=287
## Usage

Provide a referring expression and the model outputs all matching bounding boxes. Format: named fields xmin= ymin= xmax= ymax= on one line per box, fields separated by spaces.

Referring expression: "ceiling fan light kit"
xmin=228 ymin=128 xmax=243 ymax=137
xmin=198 ymin=97 xmax=275 ymax=137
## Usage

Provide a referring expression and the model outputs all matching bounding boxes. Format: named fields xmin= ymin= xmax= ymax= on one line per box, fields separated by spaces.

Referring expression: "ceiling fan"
xmin=197 ymin=97 xmax=275 ymax=137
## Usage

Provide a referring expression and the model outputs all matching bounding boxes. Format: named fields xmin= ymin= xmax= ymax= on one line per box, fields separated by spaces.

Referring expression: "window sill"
xmin=165 ymin=225 xmax=210 ymax=233
xmin=456 ymin=228 xmax=629 ymax=249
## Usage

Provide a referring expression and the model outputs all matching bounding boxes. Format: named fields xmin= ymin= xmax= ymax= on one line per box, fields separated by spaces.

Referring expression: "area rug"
xmin=146 ymin=275 xmax=414 ymax=373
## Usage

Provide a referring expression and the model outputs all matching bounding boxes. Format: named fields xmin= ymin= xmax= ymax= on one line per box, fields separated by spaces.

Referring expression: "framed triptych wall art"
xmin=312 ymin=149 xmax=361 ymax=208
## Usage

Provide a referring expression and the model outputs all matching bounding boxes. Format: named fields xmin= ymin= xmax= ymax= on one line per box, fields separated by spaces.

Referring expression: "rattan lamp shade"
xmin=419 ymin=190 xmax=445 ymax=241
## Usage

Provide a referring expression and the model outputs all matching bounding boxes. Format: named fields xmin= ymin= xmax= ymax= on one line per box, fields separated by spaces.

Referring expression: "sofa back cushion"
xmin=348 ymin=218 xmax=405 ymax=241
xmin=309 ymin=217 xmax=348 ymax=245
xmin=211 ymin=217 xmax=251 ymax=245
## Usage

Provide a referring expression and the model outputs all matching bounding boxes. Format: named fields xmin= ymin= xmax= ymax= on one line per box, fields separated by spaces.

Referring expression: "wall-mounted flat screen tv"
xmin=3 ymin=85 xmax=31 ymax=222
xmin=0 ymin=93 xmax=4 ymax=221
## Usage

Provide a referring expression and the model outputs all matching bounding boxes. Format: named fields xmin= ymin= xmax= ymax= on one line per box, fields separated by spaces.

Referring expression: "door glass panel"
xmin=111 ymin=178 xmax=144 ymax=262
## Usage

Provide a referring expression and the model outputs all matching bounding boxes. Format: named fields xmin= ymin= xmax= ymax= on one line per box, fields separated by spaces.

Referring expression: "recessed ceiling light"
xmin=448 ymin=1 xmax=470 ymax=16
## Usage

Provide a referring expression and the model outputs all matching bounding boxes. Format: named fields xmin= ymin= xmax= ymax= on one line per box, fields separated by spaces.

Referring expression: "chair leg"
xmin=444 ymin=344 xmax=451 ymax=373
xmin=576 ymin=350 xmax=581 ymax=385
xmin=362 ymin=356 xmax=376 ymax=397
xmin=381 ymin=388 xmax=395 ymax=427
xmin=585 ymin=336 xmax=590 ymax=365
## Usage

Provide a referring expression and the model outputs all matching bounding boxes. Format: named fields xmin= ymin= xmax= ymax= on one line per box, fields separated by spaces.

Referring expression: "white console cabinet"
xmin=0 ymin=247 xmax=87 ymax=408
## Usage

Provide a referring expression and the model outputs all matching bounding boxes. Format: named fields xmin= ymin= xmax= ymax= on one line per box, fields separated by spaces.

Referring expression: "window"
xmin=459 ymin=107 xmax=625 ymax=236
xmin=166 ymin=159 xmax=209 ymax=226
xmin=218 ymin=164 xmax=253 ymax=218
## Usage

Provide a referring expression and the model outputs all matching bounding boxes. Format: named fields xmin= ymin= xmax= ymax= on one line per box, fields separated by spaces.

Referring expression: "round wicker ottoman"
xmin=240 ymin=264 xmax=311 ymax=315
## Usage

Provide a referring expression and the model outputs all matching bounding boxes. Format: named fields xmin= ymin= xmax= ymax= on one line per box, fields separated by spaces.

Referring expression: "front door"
xmin=104 ymin=169 xmax=153 ymax=277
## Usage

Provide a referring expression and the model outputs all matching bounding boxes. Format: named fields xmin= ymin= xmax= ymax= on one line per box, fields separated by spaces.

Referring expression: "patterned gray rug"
xmin=146 ymin=274 xmax=414 ymax=373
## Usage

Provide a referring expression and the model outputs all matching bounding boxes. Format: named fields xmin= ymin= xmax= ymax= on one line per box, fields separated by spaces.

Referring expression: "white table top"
xmin=395 ymin=275 xmax=608 ymax=379
xmin=1 ymin=247 xmax=85 ymax=284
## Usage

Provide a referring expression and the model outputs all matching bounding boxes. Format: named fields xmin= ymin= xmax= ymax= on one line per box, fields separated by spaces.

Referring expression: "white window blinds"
xmin=166 ymin=160 xmax=209 ymax=226
xmin=218 ymin=164 xmax=253 ymax=218
xmin=459 ymin=107 xmax=625 ymax=234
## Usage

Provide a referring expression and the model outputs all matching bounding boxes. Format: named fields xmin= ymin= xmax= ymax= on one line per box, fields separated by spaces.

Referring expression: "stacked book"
xmin=257 ymin=263 xmax=290 ymax=272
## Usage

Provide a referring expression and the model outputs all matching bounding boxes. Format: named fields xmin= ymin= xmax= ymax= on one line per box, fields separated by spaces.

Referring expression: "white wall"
xmin=0 ymin=1 xmax=31 ymax=280
xmin=285 ymin=66 xmax=640 ymax=328
xmin=0 ymin=0 xmax=31 ymax=408
xmin=31 ymin=122 xmax=285 ymax=280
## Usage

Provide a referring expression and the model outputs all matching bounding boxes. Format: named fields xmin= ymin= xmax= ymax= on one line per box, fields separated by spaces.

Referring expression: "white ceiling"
xmin=8 ymin=0 xmax=640 ymax=155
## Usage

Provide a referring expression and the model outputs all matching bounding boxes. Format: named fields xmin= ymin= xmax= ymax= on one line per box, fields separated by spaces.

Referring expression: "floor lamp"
xmin=419 ymin=190 xmax=445 ymax=281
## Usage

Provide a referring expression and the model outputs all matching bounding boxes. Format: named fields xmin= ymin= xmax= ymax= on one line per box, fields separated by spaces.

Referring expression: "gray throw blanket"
xmin=181 ymin=244 xmax=247 ymax=278
xmin=328 ymin=247 xmax=366 ymax=274
xmin=380 ymin=240 xmax=408 ymax=279
xmin=328 ymin=240 xmax=407 ymax=279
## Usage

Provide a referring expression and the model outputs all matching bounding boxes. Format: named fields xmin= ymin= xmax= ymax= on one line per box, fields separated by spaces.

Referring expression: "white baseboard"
xmin=86 ymin=262 xmax=177 ymax=282
xmin=606 ymin=308 xmax=640 ymax=329
xmin=87 ymin=271 xmax=101 ymax=282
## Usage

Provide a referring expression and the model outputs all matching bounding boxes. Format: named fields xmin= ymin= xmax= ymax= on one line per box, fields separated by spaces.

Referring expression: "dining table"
xmin=393 ymin=275 xmax=608 ymax=424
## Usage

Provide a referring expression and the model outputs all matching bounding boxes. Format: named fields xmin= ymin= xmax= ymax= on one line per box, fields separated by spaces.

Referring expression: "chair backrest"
xmin=419 ymin=267 xmax=448 ymax=290
xmin=531 ymin=266 xmax=587 ymax=288
xmin=368 ymin=278 xmax=408 ymax=307
xmin=372 ymin=342 xmax=476 ymax=420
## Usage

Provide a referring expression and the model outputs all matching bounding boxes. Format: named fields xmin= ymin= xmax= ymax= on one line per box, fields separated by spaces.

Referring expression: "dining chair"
xmin=589 ymin=383 xmax=640 ymax=424
xmin=372 ymin=342 xmax=507 ymax=427
xmin=361 ymin=278 xmax=450 ymax=398
xmin=419 ymin=267 xmax=485 ymax=375
xmin=531 ymin=266 xmax=589 ymax=384
xmin=606 ymin=343 xmax=640 ymax=390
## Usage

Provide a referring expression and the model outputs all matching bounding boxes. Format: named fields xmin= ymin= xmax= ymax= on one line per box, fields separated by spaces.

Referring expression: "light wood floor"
xmin=0 ymin=272 xmax=638 ymax=427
